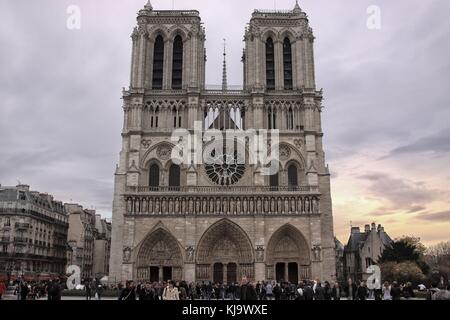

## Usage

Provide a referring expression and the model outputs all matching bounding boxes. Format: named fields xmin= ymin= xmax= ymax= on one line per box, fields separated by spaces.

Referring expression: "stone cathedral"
xmin=109 ymin=1 xmax=336 ymax=284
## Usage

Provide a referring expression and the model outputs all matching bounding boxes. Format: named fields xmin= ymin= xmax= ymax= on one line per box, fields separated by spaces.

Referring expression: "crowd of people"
xmin=1 ymin=276 xmax=449 ymax=300
xmin=117 ymin=276 xmax=259 ymax=300
xmin=0 ymin=279 xmax=66 ymax=300
xmin=115 ymin=277 xmax=450 ymax=301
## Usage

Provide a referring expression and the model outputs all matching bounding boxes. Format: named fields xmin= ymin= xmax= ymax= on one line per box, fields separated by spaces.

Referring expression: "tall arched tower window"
xmin=287 ymin=107 xmax=294 ymax=130
xmin=266 ymin=37 xmax=275 ymax=90
xmin=149 ymin=164 xmax=160 ymax=188
xmin=288 ymin=164 xmax=298 ymax=188
xmin=172 ymin=35 xmax=183 ymax=89
xmin=152 ymin=35 xmax=164 ymax=90
xmin=283 ymin=37 xmax=293 ymax=90
xmin=169 ymin=164 xmax=181 ymax=190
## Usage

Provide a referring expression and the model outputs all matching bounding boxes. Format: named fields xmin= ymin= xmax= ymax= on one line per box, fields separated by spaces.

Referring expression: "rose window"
xmin=205 ymin=149 xmax=245 ymax=186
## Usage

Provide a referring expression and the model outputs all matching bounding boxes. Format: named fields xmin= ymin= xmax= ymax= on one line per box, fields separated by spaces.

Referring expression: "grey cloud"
xmin=358 ymin=172 xmax=438 ymax=208
xmin=408 ymin=206 xmax=427 ymax=213
xmin=365 ymin=205 xmax=426 ymax=217
xmin=416 ymin=211 xmax=450 ymax=222
xmin=388 ymin=128 xmax=450 ymax=156
xmin=366 ymin=210 xmax=397 ymax=217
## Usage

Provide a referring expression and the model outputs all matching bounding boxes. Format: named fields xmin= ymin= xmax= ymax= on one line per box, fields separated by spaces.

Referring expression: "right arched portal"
xmin=266 ymin=224 xmax=311 ymax=283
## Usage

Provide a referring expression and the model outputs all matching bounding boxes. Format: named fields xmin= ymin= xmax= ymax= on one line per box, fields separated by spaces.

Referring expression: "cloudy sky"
xmin=1 ymin=0 xmax=449 ymax=246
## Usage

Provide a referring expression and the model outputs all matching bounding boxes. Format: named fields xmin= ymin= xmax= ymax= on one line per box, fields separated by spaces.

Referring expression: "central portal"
xmin=213 ymin=263 xmax=224 ymax=283
xmin=212 ymin=262 xmax=238 ymax=284
xmin=196 ymin=219 xmax=255 ymax=282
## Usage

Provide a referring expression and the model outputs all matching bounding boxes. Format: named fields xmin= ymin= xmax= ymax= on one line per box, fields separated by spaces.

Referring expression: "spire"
xmin=144 ymin=0 xmax=153 ymax=11
xmin=222 ymin=39 xmax=228 ymax=91
xmin=293 ymin=0 xmax=302 ymax=13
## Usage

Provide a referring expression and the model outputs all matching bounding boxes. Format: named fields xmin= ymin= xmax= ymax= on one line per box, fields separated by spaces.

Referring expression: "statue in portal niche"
xmin=186 ymin=246 xmax=195 ymax=263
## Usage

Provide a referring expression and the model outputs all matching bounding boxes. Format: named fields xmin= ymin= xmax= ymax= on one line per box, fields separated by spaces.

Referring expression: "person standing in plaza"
xmin=14 ymin=282 xmax=20 ymax=300
xmin=239 ymin=276 xmax=257 ymax=301
xmin=382 ymin=281 xmax=392 ymax=300
xmin=179 ymin=284 xmax=187 ymax=300
xmin=85 ymin=280 xmax=92 ymax=300
xmin=119 ymin=281 xmax=136 ymax=300
xmin=403 ymin=282 xmax=415 ymax=299
xmin=295 ymin=282 xmax=304 ymax=300
xmin=303 ymin=281 xmax=314 ymax=301
xmin=273 ymin=282 xmax=281 ymax=300
xmin=323 ymin=281 xmax=332 ymax=300
xmin=96 ymin=282 xmax=104 ymax=300
xmin=390 ymin=282 xmax=402 ymax=300
xmin=344 ymin=278 xmax=357 ymax=300
xmin=49 ymin=280 xmax=62 ymax=301
xmin=20 ymin=281 xmax=29 ymax=300
xmin=331 ymin=282 xmax=341 ymax=300
xmin=356 ymin=281 xmax=368 ymax=300
xmin=162 ymin=281 xmax=180 ymax=300
xmin=139 ymin=282 xmax=155 ymax=300
xmin=0 ymin=281 xmax=6 ymax=300
xmin=314 ymin=281 xmax=325 ymax=300
xmin=265 ymin=281 xmax=273 ymax=300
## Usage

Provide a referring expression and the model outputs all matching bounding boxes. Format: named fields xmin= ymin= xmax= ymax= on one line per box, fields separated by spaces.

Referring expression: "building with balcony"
xmin=66 ymin=204 xmax=98 ymax=280
xmin=109 ymin=1 xmax=336 ymax=284
xmin=0 ymin=184 xmax=69 ymax=281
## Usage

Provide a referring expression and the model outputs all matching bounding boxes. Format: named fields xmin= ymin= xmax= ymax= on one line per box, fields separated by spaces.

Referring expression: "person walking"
xmin=239 ymin=276 xmax=257 ymax=301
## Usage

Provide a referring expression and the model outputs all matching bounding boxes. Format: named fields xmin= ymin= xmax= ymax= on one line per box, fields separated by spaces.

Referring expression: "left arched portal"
xmin=136 ymin=228 xmax=183 ymax=282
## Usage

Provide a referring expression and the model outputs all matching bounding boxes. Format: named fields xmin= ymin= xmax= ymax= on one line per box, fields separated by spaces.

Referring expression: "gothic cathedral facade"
xmin=109 ymin=2 xmax=336 ymax=284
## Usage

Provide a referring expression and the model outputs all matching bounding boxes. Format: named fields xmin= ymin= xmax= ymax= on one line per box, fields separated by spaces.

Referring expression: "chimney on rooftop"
xmin=351 ymin=227 xmax=360 ymax=234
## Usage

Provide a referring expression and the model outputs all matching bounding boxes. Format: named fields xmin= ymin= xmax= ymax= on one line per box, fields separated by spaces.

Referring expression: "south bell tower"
xmin=110 ymin=1 xmax=336 ymax=284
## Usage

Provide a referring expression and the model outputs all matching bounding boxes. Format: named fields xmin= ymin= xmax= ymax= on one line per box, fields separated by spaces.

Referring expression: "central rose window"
xmin=205 ymin=148 xmax=245 ymax=186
